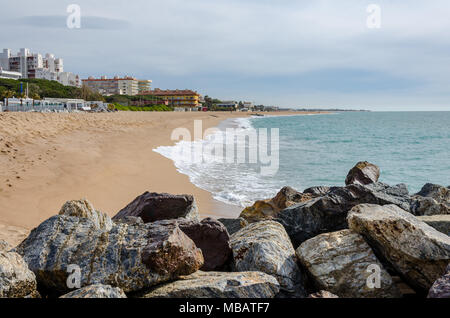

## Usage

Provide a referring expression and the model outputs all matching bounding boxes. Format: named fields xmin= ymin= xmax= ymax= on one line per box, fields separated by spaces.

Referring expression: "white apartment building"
xmin=0 ymin=67 xmax=22 ymax=80
xmin=82 ymin=76 xmax=149 ymax=96
xmin=0 ymin=48 xmax=80 ymax=87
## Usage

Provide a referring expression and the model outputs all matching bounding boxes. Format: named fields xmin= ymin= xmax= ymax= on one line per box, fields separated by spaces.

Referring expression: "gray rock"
xmin=176 ymin=218 xmax=232 ymax=271
xmin=297 ymin=229 xmax=401 ymax=298
xmin=143 ymin=271 xmax=280 ymax=298
xmin=217 ymin=218 xmax=248 ymax=236
xmin=418 ymin=215 xmax=450 ymax=236
xmin=59 ymin=199 xmax=113 ymax=231
xmin=114 ymin=216 xmax=144 ymax=226
xmin=16 ymin=215 xmax=204 ymax=294
xmin=230 ymin=221 xmax=305 ymax=296
xmin=276 ymin=182 xmax=412 ymax=248
xmin=0 ymin=240 xmax=12 ymax=252
xmin=348 ymin=204 xmax=450 ymax=292
xmin=410 ymin=196 xmax=449 ymax=216
xmin=307 ymin=290 xmax=339 ymax=298
xmin=60 ymin=284 xmax=127 ymax=298
xmin=416 ymin=183 xmax=450 ymax=206
xmin=240 ymin=186 xmax=316 ymax=223
xmin=0 ymin=250 xmax=37 ymax=298
xmin=303 ymin=186 xmax=331 ymax=196
xmin=428 ymin=264 xmax=450 ymax=298
xmin=363 ymin=183 xmax=411 ymax=211
xmin=113 ymin=192 xmax=199 ymax=223
xmin=345 ymin=161 xmax=380 ymax=186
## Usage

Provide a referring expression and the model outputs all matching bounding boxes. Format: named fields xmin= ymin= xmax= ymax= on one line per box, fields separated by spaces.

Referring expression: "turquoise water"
xmin=252 ymin=111 xmax=450 ymax=192
xmin=155 ymin=112 xmax=450 ymax=207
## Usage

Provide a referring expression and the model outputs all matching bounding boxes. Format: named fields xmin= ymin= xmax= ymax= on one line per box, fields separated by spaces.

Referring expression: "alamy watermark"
xmin=366 ymin=4 xmax=381 ymax=29
xmin=66 ymin=264 xmax=81 ymax=289
xmin=170 ymin=120 xmax=279 ymax=176
xmin=66 ymin=4 xmax=81 ymax=29
xmin=366 ymin=264 xmax=381 ymax=289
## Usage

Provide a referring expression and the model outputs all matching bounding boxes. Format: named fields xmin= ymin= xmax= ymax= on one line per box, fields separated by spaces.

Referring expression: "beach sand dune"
xmin=0 ymin=111 xmax=310 ymax=247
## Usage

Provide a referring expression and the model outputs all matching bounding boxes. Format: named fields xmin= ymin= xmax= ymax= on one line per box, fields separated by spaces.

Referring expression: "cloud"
xmin=9 ymin=15 xmax=130 ymax=30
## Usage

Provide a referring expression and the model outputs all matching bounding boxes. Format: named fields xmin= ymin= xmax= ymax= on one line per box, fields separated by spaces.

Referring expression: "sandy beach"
xmin=0 ymin=110 xmax=319 ymax=247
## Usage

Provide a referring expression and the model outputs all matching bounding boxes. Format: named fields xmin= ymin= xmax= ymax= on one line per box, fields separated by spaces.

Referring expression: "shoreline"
xmin=0 ymin=110 xmax=321 ymax=246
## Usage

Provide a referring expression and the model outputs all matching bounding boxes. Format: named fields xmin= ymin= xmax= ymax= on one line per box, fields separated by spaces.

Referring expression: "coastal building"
xmin=0 ymin=67 xmax=22 ymax=80
xmin=216 ymin=101 xmax=238 ymax=110
xmin=138 ymin=79 xmax=152 ymax=94
xmin=0 ymin=48 xmax=80 ymax=87
xmin=1 ymin=97 xmax=91 ymax=112
xmin=82 ymin=76 xmax=151 ymax=96
xmin=243 ymin=102 xmax=254 ymax=111
xmin=139 ymin=89 xmax=201 ymax=108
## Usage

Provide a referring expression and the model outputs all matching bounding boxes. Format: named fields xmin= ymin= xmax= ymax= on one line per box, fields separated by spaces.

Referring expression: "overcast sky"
xmin=1 ymin=0 xmax=449 ymax=110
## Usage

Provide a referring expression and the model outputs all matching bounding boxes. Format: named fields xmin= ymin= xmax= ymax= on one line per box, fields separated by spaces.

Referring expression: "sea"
xmin=154 ymin=111 xmax=450 ymax=208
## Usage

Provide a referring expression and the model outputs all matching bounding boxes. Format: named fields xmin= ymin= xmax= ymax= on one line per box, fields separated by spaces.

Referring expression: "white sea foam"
xmin=153 ymin=117 xmax=280 ymax=207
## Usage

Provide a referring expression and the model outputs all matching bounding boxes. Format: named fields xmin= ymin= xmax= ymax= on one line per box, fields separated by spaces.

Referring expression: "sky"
xmin=1 ymin=0 xmax=449 ymax=111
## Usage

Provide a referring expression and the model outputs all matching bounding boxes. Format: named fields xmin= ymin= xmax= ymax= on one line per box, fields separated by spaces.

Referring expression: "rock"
xmin=416 ymin=183 xmax=450 ymax=206
xmin=217 ymin=218 xmax=248 ymax=235
xmin=418 ymin=215 xmax=450 ymax=236
xmin=113 ymin=192 xmax=199 ymax=223
xmin=0 ymin=250 xmax=37 ymax=298
xmin=345 ymin=161 xmax=380 ymax=186
xmin=307 ymin=290 xmax=339 ymax=298
xmin=240 ymin=187 xmax=316 ymax=223
xmin=303 ymin=186 xmax=331 ymax=196
xmin=142 ymin=271 xmax=280 ymax=298
xmin=230 ymin=221 xmax=305 ymax=296
xmin=114 ymin=216 xmax=144 ymax=226
xmin=60 ymin=284 xmax=127 ymax=298
xmin=276 ymin=183 xmax=412 ymax=248
xmin=296 ymin=229 xmax=401 ymax=298
xmin=363 ymin=183 xmax=411 ymax=211
xmin=410 ymin=196 xmax=449 ymax=216
xmin=59 ymin=199 xmax=113 ymax=231
xmin=428 ymin=264 xmax=450 ymax=298
xmin=348 ymin=204 xmax=450 ymax=292
xmin=176 ymin=218 xmax=232 ymax=271
xmin=16 ymin=215 xmax=203 ymax=294
xmin=0 ymin=240 xmax=12 ymax=251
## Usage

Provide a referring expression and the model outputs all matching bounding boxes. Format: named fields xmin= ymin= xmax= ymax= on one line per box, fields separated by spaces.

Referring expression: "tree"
xmin=27 ymin=83 xmax=41 ymax=99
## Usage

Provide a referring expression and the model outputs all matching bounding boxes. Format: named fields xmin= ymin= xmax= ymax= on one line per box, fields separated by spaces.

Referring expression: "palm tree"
xmin=3 ymin=90 xmax=15 ymax=106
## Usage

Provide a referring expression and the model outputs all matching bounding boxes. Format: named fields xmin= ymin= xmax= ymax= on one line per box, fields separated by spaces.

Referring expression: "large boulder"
xmin=276 ymin=183 xmax=412 ymax=248
xmin=345 ymin=161 xmax=380 ymax=186
xmin=16 ymin=215 xmax=203 ymax=294
xmin=240 ymin=187 xmax=315 ymax=223
xmin=60 ymin=284 xmax=127 ymax=298
xmin=296 ymin=229 xmax=401 ymax=298
xmin=348 ymin=204 xmax=450 ymax=292
xmin=59 ymin=199 xmax=113 ymax=231
xmin=176 ymin=218 xmax=232 ymax=271
xmin=217 ymin=218 xmax=248 ymax=236
xmin=411 ymin=183 xmax=450 ymax=216
xmin=142 ymin=271 xmax=280 ymax=298
xmin=418 ymin=215 xmax=450 ymax=236
xmin=410 ymin=196 xmax=449 ymax=216
xmin=428 ymin=264 xmax=450 ymax=298
xmin=113 ymin=192 xmax=199 ymax=223
xmin=230 ymin=221 xmax=305 ymax=296
xmin=416 ymin=184 xmax=450 ymax=206
xmin=0 ymin=250 xmax=37 ymax=298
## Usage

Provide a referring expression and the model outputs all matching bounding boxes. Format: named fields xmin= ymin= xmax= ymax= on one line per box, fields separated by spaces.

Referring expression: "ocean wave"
xmin=153 ymin=116 xmax=279 ymax=207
